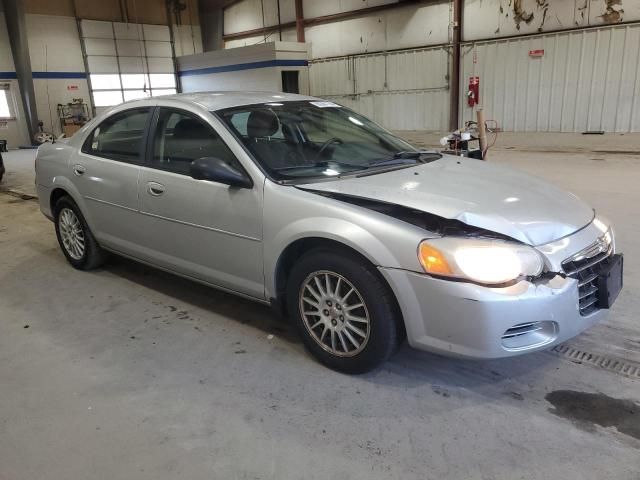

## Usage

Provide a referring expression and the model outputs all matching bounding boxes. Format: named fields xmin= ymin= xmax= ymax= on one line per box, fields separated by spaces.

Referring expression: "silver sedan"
xmin=35 ymin=92 xmax=624 ymax=373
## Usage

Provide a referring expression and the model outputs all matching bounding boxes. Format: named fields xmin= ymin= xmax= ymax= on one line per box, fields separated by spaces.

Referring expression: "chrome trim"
xmin=563 ymin=249 xmax=611 ymax=276
xmin=579 ymin=285 xmax=598 ymax=299
xmin=86 ymin=195 xmax=262 ymax=242
xmin=562 ymin=229 xmax=613 ymax=271
xmin=580 ymin=296 xmax=598 ymax=310
xmin=85 ymin=195 xmax=138 ymax=212
xmin=578 ymin=273 xmax=598 ymax=287
xmin=502 ymin=322 xmax=543 ymax=338
xmin=139 ymin=211 xmax=261 ymax=242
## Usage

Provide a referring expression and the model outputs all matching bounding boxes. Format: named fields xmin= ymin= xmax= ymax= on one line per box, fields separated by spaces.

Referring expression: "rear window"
xmin=82 ymin=108 xmax=150 ymax=163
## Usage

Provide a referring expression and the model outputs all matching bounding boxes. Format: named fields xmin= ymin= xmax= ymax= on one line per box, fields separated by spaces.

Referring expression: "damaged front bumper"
xmin=378 ymin=219 xmax=617 ymax=359
xmin=379 ymin=268 xmax=605 ymax=358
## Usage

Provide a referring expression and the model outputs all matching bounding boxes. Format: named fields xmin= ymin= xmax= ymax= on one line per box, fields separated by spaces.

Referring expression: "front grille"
xmin=562 ymin=233 xmax=612 ymax=316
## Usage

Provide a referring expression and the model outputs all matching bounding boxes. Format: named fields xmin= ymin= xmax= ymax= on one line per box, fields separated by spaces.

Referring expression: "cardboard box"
xmin=63 ymin=124 xmax=83 ymax=137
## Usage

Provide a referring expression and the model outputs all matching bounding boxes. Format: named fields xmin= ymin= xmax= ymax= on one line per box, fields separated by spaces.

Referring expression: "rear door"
xmin=136 ymin=107 xmax=264 ymax=299
xmin=73 ymin=107 xmax=152 ymax=253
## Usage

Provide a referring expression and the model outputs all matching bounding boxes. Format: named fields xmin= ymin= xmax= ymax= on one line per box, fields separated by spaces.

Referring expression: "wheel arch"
xmin=272 ymin=236 xmax=405 ymax=338
xmin=50 ymin=187 xmax=70 ymax=214
xmin=47 ymin=178 xmax=97 ymax=232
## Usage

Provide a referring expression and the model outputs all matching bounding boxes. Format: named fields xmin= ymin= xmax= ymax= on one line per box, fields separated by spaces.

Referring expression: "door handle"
xmin=147 ymin=182 xmax=165 ymax=196
xmin=73 ymin=164 xmax=86 ymax=176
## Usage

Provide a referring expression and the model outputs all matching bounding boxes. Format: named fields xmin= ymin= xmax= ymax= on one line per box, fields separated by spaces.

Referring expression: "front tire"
xmin=286 ymin=249 xmax=402 ymax=374
xmin=54 ymin=196 xmax=106 ymax=270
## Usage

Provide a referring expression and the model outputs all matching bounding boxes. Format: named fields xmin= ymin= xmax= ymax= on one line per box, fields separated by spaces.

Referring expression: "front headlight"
xmin=418 ymin=237 xmax=544 ymax=285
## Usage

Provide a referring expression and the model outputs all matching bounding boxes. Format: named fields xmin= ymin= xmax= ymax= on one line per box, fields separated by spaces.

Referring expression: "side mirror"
xmin=190 ymin=157 xmax=253 ymax=189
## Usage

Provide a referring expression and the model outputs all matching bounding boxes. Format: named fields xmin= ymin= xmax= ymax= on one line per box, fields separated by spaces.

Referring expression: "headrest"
xmin=172 ymin=118 xmax=210 ymax=140
xmin=247 ymin=109 xmax=279 ymax=138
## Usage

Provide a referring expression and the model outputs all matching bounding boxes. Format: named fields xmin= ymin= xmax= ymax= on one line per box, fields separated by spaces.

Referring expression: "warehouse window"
xmin=81 ymin=20 xmax=178 ymax=111
xmin=0 ymin=86 xmax=12 ymax=119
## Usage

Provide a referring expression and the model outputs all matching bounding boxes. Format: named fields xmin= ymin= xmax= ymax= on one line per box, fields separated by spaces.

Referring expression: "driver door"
xmin=136 ymin=107 xmax=264 ymax=299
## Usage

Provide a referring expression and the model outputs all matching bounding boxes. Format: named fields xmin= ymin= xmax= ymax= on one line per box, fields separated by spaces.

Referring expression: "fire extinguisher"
xmin=467 ymin=76 xmax=480 ymax=107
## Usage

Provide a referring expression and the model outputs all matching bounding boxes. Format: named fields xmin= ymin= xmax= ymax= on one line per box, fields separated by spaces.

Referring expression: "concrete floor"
xmin=1 ymin=137 xmax=639 ymax=479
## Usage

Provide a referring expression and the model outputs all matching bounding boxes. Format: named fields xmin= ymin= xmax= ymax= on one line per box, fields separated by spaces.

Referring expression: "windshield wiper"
xmin=276 ymin=160 xmax=364 ymax=172
xmin=368 ymin=150 xmax=441 ymax=168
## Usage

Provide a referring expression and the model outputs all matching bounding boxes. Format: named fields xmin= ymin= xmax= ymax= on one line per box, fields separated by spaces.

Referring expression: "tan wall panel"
xmin=125 ymin=0 xmax=166 ymax=25
xmin=24 ymin=0 xmax=74 ymax=16
xmin=24 ymin=0 xmax=199 ymax=25
xmin=74 ymin=0 xmax=123 ymax=22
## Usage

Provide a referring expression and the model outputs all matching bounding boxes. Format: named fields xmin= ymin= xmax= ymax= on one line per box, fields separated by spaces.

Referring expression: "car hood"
xmin=300 ymin=156 xmax=594 ymax=246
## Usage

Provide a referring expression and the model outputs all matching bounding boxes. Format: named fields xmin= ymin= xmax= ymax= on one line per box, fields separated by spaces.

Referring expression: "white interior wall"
xmin=305 ymin=2 xmax=451 ymax=58
xmin=179 ymin=41 xmax=310 ymax=94
xmin=224 ymin=1 xmax=452 ymax=130
xmin=224 ymin=0 xmax=640 ymax=133
xmin=174 ymin=24 xmax=204 ymax=57
xmin=225 ymin=2 xmax=451 ymax=57
xmin=302 ymin=0 xmax=397 ymax=18
xmin=224 ymin=27 xmax=298 ymax=49
xmin=27 ymin=15 xmax=84 ymax=73
xmin=225 ymin=0 xmax=295 ymax=33
xmin=461 ymin=23 xmax=640 ymax=133
xmin=310 ymin=46 xmax=450 ymax=130
xmin=181 ymin=67 xmax=281 ymax=92
xmin=464 ymin=0 xmax=640 ymax=40
xmin=27 ymin=14 xmax=91 ymax=137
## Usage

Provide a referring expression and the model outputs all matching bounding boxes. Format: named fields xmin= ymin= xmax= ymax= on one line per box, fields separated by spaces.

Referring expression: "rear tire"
xmin=286 ymin=248 xmax=402 ymax=374
xmin=54 ymin=196 xmax=106 ymax=270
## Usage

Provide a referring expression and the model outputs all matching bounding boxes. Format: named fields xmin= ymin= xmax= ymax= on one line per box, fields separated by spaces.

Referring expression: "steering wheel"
xmin=314 ymin=137 xmax=343 ymax=161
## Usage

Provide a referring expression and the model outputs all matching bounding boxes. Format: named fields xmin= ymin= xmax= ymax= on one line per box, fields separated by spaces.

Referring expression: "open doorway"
xmin=281 ymin=71 xmax=300 ymax=94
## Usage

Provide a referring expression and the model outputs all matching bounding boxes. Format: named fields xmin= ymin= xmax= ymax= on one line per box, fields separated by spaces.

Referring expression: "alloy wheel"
xmin=299 ymin=270 xmax=371 ymax=357
xmin=58 ymin=208 xmax=85 ymax=260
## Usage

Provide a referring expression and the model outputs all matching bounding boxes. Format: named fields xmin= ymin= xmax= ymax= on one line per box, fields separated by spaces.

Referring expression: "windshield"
xmin=216 ymin=100 xmax=431 ymax=181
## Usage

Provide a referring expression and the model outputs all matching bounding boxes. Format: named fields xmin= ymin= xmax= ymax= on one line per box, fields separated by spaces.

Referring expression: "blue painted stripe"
xmin=179 ymin=59 xmax=308 ymax=77
xmin=0 ymin=71 xmax=86 ymax=79
xmin=32 ymin=71 xmax=87 ymax=79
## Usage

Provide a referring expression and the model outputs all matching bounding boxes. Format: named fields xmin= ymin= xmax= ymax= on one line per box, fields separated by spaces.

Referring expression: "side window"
xmin=230 ymin=111 xmax=251 ymax=136
xmin=151 ymin=109 xmax=240 ymax=176
xmin=82 ymin=108 xmax=150 ymax=163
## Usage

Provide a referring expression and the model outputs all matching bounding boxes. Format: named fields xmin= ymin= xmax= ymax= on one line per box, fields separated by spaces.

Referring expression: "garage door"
xmin=80 ymin=20 xmax=178 ymax=114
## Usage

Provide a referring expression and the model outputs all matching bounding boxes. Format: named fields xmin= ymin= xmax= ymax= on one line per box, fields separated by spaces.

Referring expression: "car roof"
xmin=152 ymin=91 xmax=320 ymax=110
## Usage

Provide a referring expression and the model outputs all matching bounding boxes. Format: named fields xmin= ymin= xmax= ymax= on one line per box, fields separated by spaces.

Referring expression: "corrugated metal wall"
xmin=461 ymin=23 xmax=640 ymax=133
xmin=224 ymin=0 xmax=640 ymax=133
xmin=309 ymin=46 xmax=450 ymax=130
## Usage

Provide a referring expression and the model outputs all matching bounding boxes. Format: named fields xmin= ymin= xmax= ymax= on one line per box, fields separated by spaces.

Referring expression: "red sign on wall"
xmin=529 ymin=49 xmax=545 ymax=57
xmin=468 ymin=76 xmax=480 ymax=107
xmin=67 ymin=85 xmax=79 ymax=91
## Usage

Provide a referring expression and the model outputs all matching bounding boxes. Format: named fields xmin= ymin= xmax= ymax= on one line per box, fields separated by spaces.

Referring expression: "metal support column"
xmin=295 ymin=0 xmax=305 ymax=43
xmin=449 ymin=0 xmax=462 ymax=131
xmin=166 ymin=0 xmax=183 ymax=93
xmin=198 ymin=0 xmax=224 ymax=51
xmin=3 ymin=0 xmax=39 ymax=144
